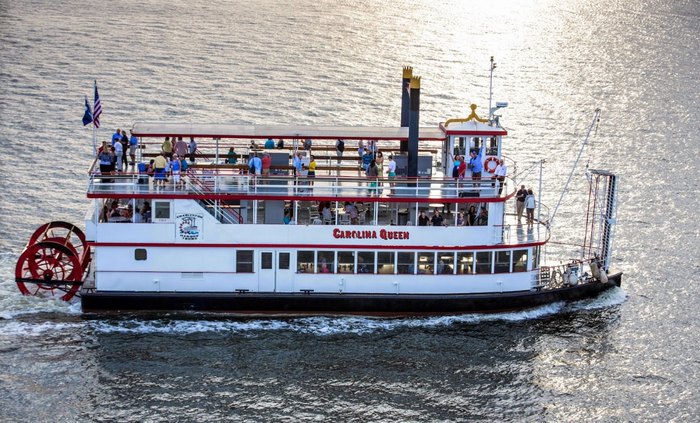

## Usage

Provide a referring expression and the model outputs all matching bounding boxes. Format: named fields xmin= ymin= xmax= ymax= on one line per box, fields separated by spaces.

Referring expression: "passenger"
xmin=366 ymin=159 xmax=379 ymax=195
xmin=120 ymin=130 xmax=129 ymax=168
xmin=431 ymin=209 xmax=445 ymax=227
xmin=321 ymin=262 xmax=331 ymax=273
xmin=98 ymin=143 xmax=113 ymax=182
xmin=458 ymin=155 xmax=467 ymax=180
xmin=361 ymin=148 xmax=373 ymax=172
xmin=367 ymin=139 xmax=376 ymax=154
xmin=174 ymin=137 xmax=188 ymax=159
xmin=387 ymin=155 xmax=397 ymax=194
xmin=292 ymin=152 xmax=302 ymax=177
xmin=307 ymin=155 xmax=316 ymax=179
xmin=249 ymin=139 xmax=258 ymax=149
xmin=133 ymin=207 xmax=143 ymax=223
xmin=468 ymin=143 xmax=485 ymax=185
xmin=283 ymin=209 xmax=292 ymax=224
xmin=476 ymin=207 xmax=489 ymax=226
xmin=334 ymin=138 xmax=345 ymax=164
xmin=248 ymin=152 xmax=262 ymax=176
xmin=456 ymin=211 xmax=466 ymax=226
xmin=113 ymin=137 xmax=124 ymax=172
xmin=153 ymin=151 xmax=168 ymax=187
xmin=146 ymin=159 xmax=155 ymax=177
xmin=494 ymin=159 xmax=507 ymax=195
xmin=467 ymin=205 xmax=477 ymax=226
xmin=261 ymin=152 xmax=272 ymax=176
xmin=303 ymin=138 xmax=312 ymax=151
xmin=162 ymin=137 xmax=173 ymax=159
xmin=226 ymin=147 xmax=238 ymax=164
xmin=418 ymin=210 xmax=429 ymax=226
xmin=357 ymin=140 xmax=365 ymax=168
xmin=171 ymin=155 xmax=182 ymax=189
xmin=141 ymin=201 xmax=151 ymax=222
xmin=188 ymin=137 xmax=197 ymax=163
xmin=525 ymin=189 xmax=536 ymax=225
xmin=111 ymin=128 xmax=122 ymax=146
xmin=276 ymin=138 xmax=285 ymax=149
xmin=128 ymin=130 xmax=138 ymax=167
xmin=516 ymin=185 xmax=527 ymax=223
xmin=109 ymin=200 xmax=120 ymax=218
xmin=345 ymin=202 xmax=359 ymax=225
xmin=122 ymin=204 xmax=134 ymax=219
xmin=451 ymin=154 xmax=461 ymax=179
xmin=264 ymin=138 xmax=275 ymax=149
xmin=322 ymin=204 xmax=332 ymax=224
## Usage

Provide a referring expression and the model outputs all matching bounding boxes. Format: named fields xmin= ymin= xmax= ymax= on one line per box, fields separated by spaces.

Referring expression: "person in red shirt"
xmin=261 ymin=152 xmax=272 ymax=176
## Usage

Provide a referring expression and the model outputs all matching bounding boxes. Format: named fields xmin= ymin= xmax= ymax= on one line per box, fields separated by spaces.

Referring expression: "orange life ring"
xmin=484 ymin=156 xmax=499 ymax=173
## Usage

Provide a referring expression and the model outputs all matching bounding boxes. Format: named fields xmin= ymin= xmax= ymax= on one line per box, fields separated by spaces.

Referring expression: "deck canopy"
xmin=131 ymin=123 xmax=446 ymax=141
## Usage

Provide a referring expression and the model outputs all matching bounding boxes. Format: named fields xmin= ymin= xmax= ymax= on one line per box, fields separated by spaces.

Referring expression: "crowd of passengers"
xmin=97 ymin=132 xmax=506 ymax=186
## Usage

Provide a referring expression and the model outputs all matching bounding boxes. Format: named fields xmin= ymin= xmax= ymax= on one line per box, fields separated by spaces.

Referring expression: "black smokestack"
xmin=407 ymin=76 xmax=420 ymax=178
xmin=400 ymin=66 xmax=412 ymax=153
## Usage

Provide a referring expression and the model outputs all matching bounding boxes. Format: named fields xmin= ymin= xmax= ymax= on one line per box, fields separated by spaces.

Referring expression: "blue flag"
xmin=82 ymin=96 xmax=93 ymax=126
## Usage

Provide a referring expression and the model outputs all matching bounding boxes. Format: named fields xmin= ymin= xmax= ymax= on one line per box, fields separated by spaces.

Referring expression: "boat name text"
xmin=332 ymin=228 xmax=409 ymax=240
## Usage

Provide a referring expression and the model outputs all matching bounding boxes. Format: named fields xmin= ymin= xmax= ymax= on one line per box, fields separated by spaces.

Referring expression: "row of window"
xmin=135 ymin=248 xmax=541 ymax=275
xmin=241 ymin=248 xmax=540 ymax=275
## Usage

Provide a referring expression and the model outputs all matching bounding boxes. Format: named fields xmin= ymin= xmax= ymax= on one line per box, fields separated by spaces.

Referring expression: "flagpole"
xmin=92 ymin=121 xmax=97 ymax=156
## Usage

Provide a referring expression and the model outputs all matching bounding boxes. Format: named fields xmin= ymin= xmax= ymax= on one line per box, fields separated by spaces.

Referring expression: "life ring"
xmin=484 ymin=156 xmax=499 ymax=173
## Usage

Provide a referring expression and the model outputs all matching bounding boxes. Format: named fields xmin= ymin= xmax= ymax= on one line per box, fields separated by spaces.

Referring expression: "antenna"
xmin=488 ymin=57 xmax=496 ymax=120
xmin=549 ymin=108 xmax=602 ymax=227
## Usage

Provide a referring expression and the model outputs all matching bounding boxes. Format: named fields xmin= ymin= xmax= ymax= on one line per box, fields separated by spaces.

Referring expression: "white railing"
xmin=87 ymin=167 xmax=514 ymax=200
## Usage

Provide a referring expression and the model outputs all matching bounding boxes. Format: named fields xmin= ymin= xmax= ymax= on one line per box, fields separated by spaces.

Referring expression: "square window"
xmin=317 ymin=251 xmax=335 ymax=274
xmin=261 ymin=252 xmax=273 ymax=270
xmin=513 ymin=249 xmax=528 ymax=272
xmin=495 ymin=251 xmax=511 ymax=273
xmin=154 ymin=201 xmax=170 ymax=220
xmin=279 ymin=252 xmax=290 ymax=270
xmin=397 ymin=252 xmax=414 ymax=274
xmin=134 ymin=248 xmax=147 ymax=261
xmin=338 ymin=251 xmax=355 ymax=274
xmin=236 ymin=250 xmax=254 ymax=273
xmin=457 ymin=252 xmax=474 ymax=274
xmin=357 ymin=251 xmax=375 ymax=274
xmin=377 ymin=252 xmax=394 ymax=274
xmin=297 ymin=251 xmax=314 ymax=273
xmin=475 ymin=251 xmax=492 ymax=274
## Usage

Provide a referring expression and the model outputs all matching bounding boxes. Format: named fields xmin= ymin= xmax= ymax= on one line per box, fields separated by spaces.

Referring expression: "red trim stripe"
xmin=88 ymin=240 xmax=546 ymax=250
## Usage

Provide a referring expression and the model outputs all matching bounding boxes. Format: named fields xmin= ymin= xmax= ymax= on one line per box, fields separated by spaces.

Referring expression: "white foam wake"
xmin=0 ymin=287 xmax=627 ymax=337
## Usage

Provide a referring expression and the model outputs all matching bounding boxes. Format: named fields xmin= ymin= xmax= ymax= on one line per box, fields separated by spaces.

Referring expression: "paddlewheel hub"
xmin=15 ymin=221 xmax=92 ymax=301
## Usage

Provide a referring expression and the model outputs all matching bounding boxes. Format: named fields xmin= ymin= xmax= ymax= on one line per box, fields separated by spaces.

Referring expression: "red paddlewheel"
xmin=15 ymin=241 xmax=83 ymax=301
xmin=27 ymin=221 xmax=88 ymax=257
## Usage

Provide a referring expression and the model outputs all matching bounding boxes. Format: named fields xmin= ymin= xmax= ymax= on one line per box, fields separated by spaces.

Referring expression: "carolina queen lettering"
xmin=332 ymin=228 xmax=409 ymax=240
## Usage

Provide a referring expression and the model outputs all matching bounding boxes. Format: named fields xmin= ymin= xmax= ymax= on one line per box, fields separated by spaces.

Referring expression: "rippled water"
xmin=1 ymin=0 xmax=699 ymax=421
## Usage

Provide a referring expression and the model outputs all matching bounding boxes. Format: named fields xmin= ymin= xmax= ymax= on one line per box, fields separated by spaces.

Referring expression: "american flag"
xmin=93 ymin=80 xmax=102 ymax=128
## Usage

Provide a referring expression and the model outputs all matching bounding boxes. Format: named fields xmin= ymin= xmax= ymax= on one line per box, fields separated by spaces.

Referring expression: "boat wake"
xmin=0 ymin=287 xmax=627 ymax=337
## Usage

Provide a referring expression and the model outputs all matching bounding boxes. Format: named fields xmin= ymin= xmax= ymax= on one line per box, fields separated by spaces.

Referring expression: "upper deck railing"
xmin=87 ymin=166 xmax=514 ymax=202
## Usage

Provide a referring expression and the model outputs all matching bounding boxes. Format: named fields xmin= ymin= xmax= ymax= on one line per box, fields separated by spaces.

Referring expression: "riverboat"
xmin=14 ymin=64 xmax=621 ymax=314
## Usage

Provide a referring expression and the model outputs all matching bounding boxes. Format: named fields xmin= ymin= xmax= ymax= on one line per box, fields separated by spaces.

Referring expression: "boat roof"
xmin=438 ymin=120 xmax=508 ymax=136
xmin=130 ymin=123 xmax=447 ymax=141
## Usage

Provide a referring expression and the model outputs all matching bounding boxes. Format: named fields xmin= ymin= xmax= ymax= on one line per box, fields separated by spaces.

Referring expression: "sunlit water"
xmin=0 ymin=0 xmax=698 ymax=421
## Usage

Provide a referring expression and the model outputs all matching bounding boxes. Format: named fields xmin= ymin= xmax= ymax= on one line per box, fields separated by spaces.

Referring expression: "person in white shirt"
xmin=494 ymin=159 xmax=507 ymax=195
xmin=387 ymin=155 xmax=397 ymax=194
xmin=113 ymin=140 xmax=124 ymax=172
